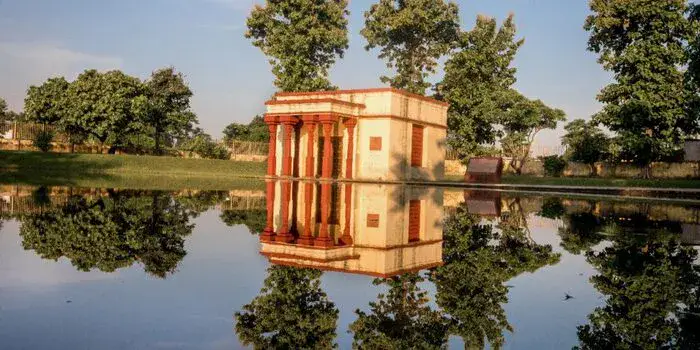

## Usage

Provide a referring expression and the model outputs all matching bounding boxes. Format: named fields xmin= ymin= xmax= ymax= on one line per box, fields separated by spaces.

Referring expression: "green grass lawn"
xmin=444 ymin=174 xmax=700 ymax=189
xmin=0 ymin=151 xmax=267 ymax=190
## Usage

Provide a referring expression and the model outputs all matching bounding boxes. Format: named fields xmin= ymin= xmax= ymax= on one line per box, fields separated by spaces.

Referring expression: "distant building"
xmin=684 ymin=139 xmax=700 ymax=162
xmin=263 ymin=88 xmax=449 ymax=182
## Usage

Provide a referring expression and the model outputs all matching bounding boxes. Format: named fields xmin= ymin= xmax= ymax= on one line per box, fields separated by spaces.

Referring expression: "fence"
xmin=0 ymin=122 xmax=71 ymax=142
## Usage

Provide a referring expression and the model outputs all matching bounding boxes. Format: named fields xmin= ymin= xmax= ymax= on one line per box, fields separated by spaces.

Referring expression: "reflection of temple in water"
xmin=260 ymin=181 xmax=444 ymax=278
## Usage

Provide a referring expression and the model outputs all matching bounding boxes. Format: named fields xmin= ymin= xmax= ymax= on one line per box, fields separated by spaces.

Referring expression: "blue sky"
xmin=0 ymin=0 xmax=611 ymax=153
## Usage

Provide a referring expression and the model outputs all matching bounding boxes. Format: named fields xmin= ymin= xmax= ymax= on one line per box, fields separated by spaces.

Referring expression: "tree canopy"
xmin=585 ymin=0 xmax=699 ymax=170
xmin=245 ymin=0 xmax=349 ymax=92
xmin=20 ymin=191 xmax=195 ymax=278
xmin=222 ymin=115 xmax=269 ymax=143
xmin=562 ymin=119 xmax=609 ymax=173
xmin=440 ymin=14 xmax=522 ymax=158
xmin=143 ymin=67 xmax=197 ymax=153
xmin=235 ymin=265 xmax=339 ymax=349
xmin=362 ymin=0 xmax=460 ymax=95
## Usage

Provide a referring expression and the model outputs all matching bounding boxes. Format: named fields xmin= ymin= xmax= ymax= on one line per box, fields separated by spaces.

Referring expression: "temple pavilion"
xmin=263 ymin=88 xmax=449 ymax=182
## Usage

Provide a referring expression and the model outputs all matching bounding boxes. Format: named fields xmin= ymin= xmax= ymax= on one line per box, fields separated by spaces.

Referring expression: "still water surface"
xmin=0 ymin=183 xmax=698 ymax=349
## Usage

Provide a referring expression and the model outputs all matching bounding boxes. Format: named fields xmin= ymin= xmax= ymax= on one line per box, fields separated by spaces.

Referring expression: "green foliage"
xmin=362 ymin=0 xmax=460 ymax=94
xmin=19 ymin=192 xmax=194 ymax=278
xmin=541 ymin=155 xmax=566 ymax=177
xmin=33 ymin=129 xmax=54 ymax=152
xmin=0 ymin=97 xmax=7 ymax=122
xmin=431 ymin=203 xmax=560 ymax=348
xmin=576 ymin=232 xmax=700 ymax=349
xmin=65 ymin=70 xmax=146 ymax=150
xmin=562 ymin=119 xmax=609 ymax=173
xmin=235 ymin=265 xmax=339 ymax=349
xmin=350 ymin=273 xmax=451 ymax=349
xmin=220 ymin=209 xmax=267 ymax=234
xmin=143 ymin=67 xmax=197 ymax=153
xmin=180 ymin=132 xmax=230 ymax=160
xmin=245 ymin=0 xmax=349 ymax=92
xmin=24 ymin=77 xmax=70 ymax=125
xmin=585 ymin=0 xmax=699 ymax=168
xmin=499 ymin=90 xmax=566 ymax=174
xmin=223 ymin=116 xmax=269 ymax=142
xmin=537 ymin=197 xmax=565 ymax=220
xmin=441 ymin=14 xmax=522 ymax=159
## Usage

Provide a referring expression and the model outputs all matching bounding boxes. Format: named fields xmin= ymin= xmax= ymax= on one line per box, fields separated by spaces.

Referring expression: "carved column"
xmin=320 ymin=120 xmax=334 ymax=179
xmin=301 ymin=115 xmax=317 ymax=178
xmin=297 ymin=182 xmax=315 ymax=245
xmin=263 ymin=115 xmax=279 ymax=176
xmin=279 ymin=116 xmax=298 ymax=177
xmin=343 ymin=118 xmax=357 ymax=179
xmin=339 ymin=118 xmax=357 ymax=245
xmin=315 ymin=182 xmax=333 ymax=247
xmin=260 ymin=180 xmax=276 ymax=242
xmin=275 ymin=180 xmax=294 ymax=243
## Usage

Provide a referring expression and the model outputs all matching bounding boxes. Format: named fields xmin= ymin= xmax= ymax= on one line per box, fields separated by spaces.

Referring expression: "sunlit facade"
xmin=263 ymin=88 xmax=449 ymax=182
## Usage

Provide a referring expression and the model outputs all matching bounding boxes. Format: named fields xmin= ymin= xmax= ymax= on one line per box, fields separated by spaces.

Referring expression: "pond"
xmin=0 ymin=182 xmax=698 ymax=349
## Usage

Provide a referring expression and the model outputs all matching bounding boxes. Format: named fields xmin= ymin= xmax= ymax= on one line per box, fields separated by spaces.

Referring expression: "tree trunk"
xmin=590 ymin=163 xmax=597 ymax=177
xmin=642 ymin=164 xmax=652 ymax=179
xmin=154 ymin=128 xmax=161 ymax=155
xmin=70 ymin=142 xmax=75 ymax=153
xmin=108 ymin=145 xmax=118 ymax=154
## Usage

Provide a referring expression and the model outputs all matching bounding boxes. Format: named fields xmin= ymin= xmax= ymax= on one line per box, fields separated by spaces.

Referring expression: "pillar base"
xmin=338 ymin=234 xmax=353 ymax=246
xmin=275 ymin=232 xmax=295 ymax=243
xmin=296 ymin=236 xmax=315 ymax=246
xmin=260 ymin=229 xmax=276 ymax=242
xmin=314 ymin=237 xmax=334 ymax=248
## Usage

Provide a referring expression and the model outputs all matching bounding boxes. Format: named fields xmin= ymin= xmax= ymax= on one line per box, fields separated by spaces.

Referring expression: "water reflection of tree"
xmin=576 ymin=232 xmax=700 ymax=349
xmin=220 ymin=209 xmax=266 ymax=234
xmin=235 ymin=266 xmax=339 ymax=349
xmin=20 ymin=191 xmax=194 ymax=278
xmin=349 ymin=273 xmax=451 ymax=349
xmin=431 ymin=204 xmax=560 ymax=349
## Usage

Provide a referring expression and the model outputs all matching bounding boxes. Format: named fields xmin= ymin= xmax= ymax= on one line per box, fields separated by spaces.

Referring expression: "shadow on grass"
xmin=0 ymin=151 xmax=119 ymax=187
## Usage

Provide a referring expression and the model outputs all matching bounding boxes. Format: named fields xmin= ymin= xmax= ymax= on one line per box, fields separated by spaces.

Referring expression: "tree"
xmin=0 ymin=97 xmax=7 ymax=121
xmin=440 ymin=14 xmax=523 ymax=159
xmin=576 ymin=232 xmax=700 ymax=349
xmin=362 ymin=0 xmax=460 ymax=95
xmin=585 ymin=0 xmax=699 ymax=176
xmin=350 ymin=273 xmax=451 ymax=349
xmin=235 ymin=265 xmax=339 ymax=349
xmin=245 ymin=0 xmax=349 ymax=92
xmin=64 ymin=70 xmax=146 ymax=153
xmin=499 ymin=90 xmax=565 ymax=174
xmin=220 ymin=209 xmax=267 ymax=234
xmin=20 ymin=191 xmax=194 ymax=278
xmin=562 ymin=119 xmax=609 ymax=175
xmin=143 ymin=67 xmax=197 ymax=153
xmin=24 ymin=77 xmax=70 ymax=125
xmin=223 ymin=115 xmax=270 ymax=143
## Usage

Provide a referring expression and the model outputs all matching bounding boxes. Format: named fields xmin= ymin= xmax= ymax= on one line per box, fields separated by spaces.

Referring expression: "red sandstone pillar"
xmin=297 ymin=182 xmax=315 ymax=245
xmin=315 ymin=182 xmax=333 ymax=247
xmin=320 ymin=122 xmax=334 ymax=179
xmin=260 ymin=180 xmax=276 ymax=242
xmin=343 ymin=119 xmax=357 ymax=179
xmin=279 ymin=117 xmax=298 ymax=177
xmin=339 ymin=183 xmax=353 ymax=246
xmin=301 ymin=115 xmax=317 ymax=178
xmin=263 ymin=116 xmax=279 ymax=176
xmin=275 ymin=180 xmax=294 ymax=243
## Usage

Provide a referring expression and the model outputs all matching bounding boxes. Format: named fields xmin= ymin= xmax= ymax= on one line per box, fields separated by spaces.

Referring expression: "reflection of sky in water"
xmin=0 ymin=187 xmax=697 ymax=349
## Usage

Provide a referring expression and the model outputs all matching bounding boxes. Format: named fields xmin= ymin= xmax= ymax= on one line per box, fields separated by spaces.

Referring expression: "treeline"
xmin=14 ymin=67 xmax=229 ymax=159
xmin=244 ymin=0 xmax=700 ymax=177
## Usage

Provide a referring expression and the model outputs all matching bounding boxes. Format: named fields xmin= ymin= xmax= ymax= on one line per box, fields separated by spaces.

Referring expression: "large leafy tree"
xmin=440 ymin=14 xmax=522 ymax=159
xmin=24 ymin=77 xmax=86 ymax=149
xmin=576 ymin=232 xmax=700 ymax=349
xmin=64 ymin=70 xmax=146 ymax=152
xmin=143 ymin=67 xmax=197 ymax=153
xmin=235 ymin=265 xmax=339 ymax=349
xmin=20 ymin=191 xmax=194 ymax=278
xmin=362 ymin=0 xmax=460 ymax=95
xmin=222 ymin=115 xmax=269 ymax=143
xmin=432 ymin=205 xmax=560 ymax=348
xmin=562 ymin=119 xmax=610 ymax=175
xmin=220 ymin=209 xmax=267 ymax=234
xmin=499 ymin=90 xmax=566 ymax=174
xmin=0 ymin=97 xmax=7 ymax=122
xmin=350 ymin=273 xmax=451 ymax=349
xmin=245 ymin=0 xmax=349 ymax=92
xmin=584 ymin=0 xmax=699 ymax=174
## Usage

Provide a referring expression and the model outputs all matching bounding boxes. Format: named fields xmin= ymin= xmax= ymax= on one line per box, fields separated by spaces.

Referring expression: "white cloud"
xmin=0 ymin=42 xmax=123 ymax=111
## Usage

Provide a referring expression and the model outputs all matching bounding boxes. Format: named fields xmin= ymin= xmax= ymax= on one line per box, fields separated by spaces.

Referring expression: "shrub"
xmin=34 ymin=130 xmax=54 ymax=152
xmin=181 ymin=134 xmax=230 ymax=160
xmin=542 ymin=155 xmax=567 ymax=177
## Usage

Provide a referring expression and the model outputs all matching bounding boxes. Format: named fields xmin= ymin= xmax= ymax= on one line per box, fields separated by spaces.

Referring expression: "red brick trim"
xmin=352 ymin=239 xmax=442 ymax=251
xmin=261 ymin=251 xmax=359 ymax=263
xmin=361 ymin=115 xmax=447 ymax=129
xmin=265 ymin=259 xmax=444 ymax=278
xmin=265 ymin=98 xmax=366 ymax=108
xmin=274 ymin=88 xmax=450 ymax=107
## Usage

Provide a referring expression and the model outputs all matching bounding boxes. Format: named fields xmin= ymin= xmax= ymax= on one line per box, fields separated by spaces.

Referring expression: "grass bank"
xmin=445 ymin=174 xmax=700 ymax=189
xmin=0 ymin=151 xmax=266 ymax=191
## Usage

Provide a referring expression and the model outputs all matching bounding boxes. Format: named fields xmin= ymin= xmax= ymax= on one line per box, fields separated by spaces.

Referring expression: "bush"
xmin=181 ymin=134 xmax=230 ymax=160
xmin=541 ymin=155 xmax=567 ymax=177
xmin=34 ymin=130 xmax=54 ymax=152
